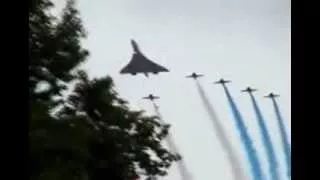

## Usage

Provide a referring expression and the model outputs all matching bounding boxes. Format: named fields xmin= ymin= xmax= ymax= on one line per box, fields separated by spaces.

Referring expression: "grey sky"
xmin=53 ymin=0 xmax=290 ymax=179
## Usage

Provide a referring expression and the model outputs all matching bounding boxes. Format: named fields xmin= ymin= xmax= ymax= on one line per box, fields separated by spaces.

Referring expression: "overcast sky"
xmin=53 ymin=0 xmax=290 ymax=179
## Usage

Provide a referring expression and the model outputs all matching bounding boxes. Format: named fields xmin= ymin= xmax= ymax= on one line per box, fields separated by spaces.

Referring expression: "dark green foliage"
xmin=29 ymin=0 xmax=180 ymax=179
xmin=62 ymin=72 xmax=179 ymax=179
xmin=29 ymin=0 xmax=88 ymax=104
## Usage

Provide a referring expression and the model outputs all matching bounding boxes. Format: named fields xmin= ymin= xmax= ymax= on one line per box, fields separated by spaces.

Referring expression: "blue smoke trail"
xmin=249 ymin=93 xmax=280 ymax=180
xmin=222 ymin=85 xmax=265 ymax=180
xmin=271 ymin=98 xmax=291 ymax=178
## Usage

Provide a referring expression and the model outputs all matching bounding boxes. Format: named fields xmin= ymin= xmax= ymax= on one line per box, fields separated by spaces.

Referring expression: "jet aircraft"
xmin=214 ymin=78 xmax=231 ymax=85
xmin=142 ymin=94 xmax=160 ymax=101
xmin=265 ymin=93 xmax=280 ymax=99
xmin=120 ymin=40 xmax=169 ymax=77
xmin=241 ymin=87 xmax=257 ymax=93
xmin=186 ymin=72 xmax=204 ymax=79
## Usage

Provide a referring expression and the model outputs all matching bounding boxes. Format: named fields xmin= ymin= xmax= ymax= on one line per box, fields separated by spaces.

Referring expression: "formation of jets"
xmin=120 ymin=40 xmax=169 ymax=77
xmin=119 ymin=40 xmax=281 ymax=98
xmin=117 ymin=40 xmax=286 ymax=180
xmin=140 ymin=74 xmax=279 ymax=99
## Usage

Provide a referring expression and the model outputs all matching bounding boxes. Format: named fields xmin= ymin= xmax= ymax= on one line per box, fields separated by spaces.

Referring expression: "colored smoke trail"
xmin=222 ymin=85 xmax=266 ymax=180
xmin=152 ymin=102 xmax=193 ymax=180
xmin=249 ymin=94 xmax=280 ymax=180
xmin=271 ymin=98 xmax=291 ymax=178
xmin=195 ymin=81 xmax=246 ymax=180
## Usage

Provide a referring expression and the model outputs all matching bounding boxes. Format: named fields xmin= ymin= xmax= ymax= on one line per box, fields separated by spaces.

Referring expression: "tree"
xmin=29 ymin=0 xmax=88 ymax=105
xmin=58 ymin=71 xmax=180 ymax=180
xmin=29 ymin=0 xmax=180 ymax=179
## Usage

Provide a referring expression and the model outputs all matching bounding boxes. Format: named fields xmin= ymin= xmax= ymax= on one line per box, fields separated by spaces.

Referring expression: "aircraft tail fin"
xmin=131 ymin=39 xmax=140 ymax=54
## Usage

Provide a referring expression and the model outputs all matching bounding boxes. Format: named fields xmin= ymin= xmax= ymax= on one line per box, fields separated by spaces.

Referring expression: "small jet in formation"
xmin=120 ymin=39 xmax=169 ymax=77
xmin=241 ymin=87 xmax=257 ymax=93
xmin=214 ymin=78 xmax=231 ymax=85
xmin=265 ymin=93 xmax=280 ymax=99
xmin=186 ymin=72 xmax=204 ymax=79
xmin=142 ymin=94 xmax=160 ymax=101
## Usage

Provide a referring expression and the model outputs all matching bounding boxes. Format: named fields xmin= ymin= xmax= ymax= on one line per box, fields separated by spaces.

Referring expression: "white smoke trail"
xmin=195 ymin=81 xmax=247 ymax=180
xmin=152 ymin=102 xmax=193 ymax=180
